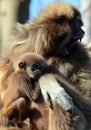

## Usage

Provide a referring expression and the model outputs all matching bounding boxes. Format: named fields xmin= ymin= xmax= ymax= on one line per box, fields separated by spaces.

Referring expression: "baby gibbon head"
xmin=16 ymin=53 xmax=48 ymax=79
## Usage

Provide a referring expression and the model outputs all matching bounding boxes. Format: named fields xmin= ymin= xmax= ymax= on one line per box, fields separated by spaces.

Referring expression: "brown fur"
xmin=1 ymin=53 xmax=49 ymax=118
xmin=0 ymin=1 xmax=91 ymax=130
xmin=1 ymin=2 xmax=80 ymax=62
xmin=0 ymin=53 xmax=86 ymax=130
xmin=0 ymin=127 xmax=19 ymax=130
xmin=0 ymin=53 xmax=48 ymax=130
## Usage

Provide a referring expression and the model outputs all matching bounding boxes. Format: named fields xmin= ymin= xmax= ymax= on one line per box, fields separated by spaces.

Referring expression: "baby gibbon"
xmin=1 ymin=53 xmax=86 ymax=130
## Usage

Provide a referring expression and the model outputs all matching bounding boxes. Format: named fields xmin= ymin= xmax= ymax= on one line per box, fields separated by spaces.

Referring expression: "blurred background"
xmin=0 ymin=0 xmax=91 ymax=52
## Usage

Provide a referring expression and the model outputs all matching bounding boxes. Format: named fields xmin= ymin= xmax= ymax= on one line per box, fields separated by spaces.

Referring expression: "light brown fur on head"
xmin=34 ymin=2 xmax=80 ymax=23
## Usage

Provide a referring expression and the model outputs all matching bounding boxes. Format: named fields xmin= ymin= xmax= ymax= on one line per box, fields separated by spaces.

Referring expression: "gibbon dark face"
xmin=32 ymin=2 xmax=85 ymax=58
xmin=58 ymin=15 xmax=84 ymax=57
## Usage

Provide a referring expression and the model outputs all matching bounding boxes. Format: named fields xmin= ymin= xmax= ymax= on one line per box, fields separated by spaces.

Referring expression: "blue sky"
xmin=29 ymin=0 xmax=80 ymax=20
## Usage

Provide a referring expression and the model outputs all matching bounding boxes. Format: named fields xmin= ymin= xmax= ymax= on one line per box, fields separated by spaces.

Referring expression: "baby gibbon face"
xmin=17 ymin=53 xmax=48 ymax=79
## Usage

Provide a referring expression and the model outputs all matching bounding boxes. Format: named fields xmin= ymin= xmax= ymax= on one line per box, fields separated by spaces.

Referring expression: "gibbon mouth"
xmin=67 ymin=34 xmax=84 ymax=51
xmin=59 ymin=34 xmax=84 ymax=57
xmin=33 ymin=69 xmax=42 ymax=79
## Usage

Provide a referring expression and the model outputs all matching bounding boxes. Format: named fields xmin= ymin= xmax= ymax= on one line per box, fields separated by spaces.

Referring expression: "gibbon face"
xmin=15 ymin=53 xmax=48 ymax=79
xmin=33 ymin=2 xmax=84 ymax=57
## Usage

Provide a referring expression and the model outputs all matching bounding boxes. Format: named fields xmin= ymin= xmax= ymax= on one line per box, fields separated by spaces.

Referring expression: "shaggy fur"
xmin=1 ymin=2 xmax=81 ymax=62
xmin=0 ymin=53 xmax=47 ymax=129
xmin=0 ymin=53 xmax=86 ymax=130
xmin=0 ymin=1 xmax=91 ymax=130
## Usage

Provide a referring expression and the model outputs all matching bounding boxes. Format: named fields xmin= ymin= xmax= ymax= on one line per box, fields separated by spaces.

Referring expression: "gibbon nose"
xmin=31 ymin=63 xmax=42 ymax=79
xmin=31 ymin=63 xmax=40 ymax=71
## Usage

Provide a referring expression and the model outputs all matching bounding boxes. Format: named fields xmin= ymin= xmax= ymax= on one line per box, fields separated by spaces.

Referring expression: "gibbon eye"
xmin=55 ymin=16 xmax=66 ymax=24
xmin=19 ymin=61 xmax=26 ymax=69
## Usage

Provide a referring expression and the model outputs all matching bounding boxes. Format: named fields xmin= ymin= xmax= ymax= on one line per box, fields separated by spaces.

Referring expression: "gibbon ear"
xmin=19 ymin=61 xmax=26 ymax=70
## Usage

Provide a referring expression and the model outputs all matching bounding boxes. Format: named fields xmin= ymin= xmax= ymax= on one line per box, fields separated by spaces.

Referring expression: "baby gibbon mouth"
xmin=32 ymin=69 xmax=42 ymax=79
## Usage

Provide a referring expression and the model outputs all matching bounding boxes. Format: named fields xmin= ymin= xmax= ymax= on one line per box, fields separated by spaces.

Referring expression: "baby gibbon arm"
xmin=1 ymin=70 xmax=33 ymax=120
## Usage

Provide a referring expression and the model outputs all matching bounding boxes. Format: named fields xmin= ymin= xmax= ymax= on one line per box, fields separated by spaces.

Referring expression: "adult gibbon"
xmin=0 ymin=1 xmax=91 ymax=129
xmin=1 ymin=53 xmax=86 ymax=130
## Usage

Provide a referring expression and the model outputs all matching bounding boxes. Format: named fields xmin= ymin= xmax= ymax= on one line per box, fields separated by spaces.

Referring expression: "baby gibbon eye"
xmin=19 ymin=61 xmax=26 ymax=69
